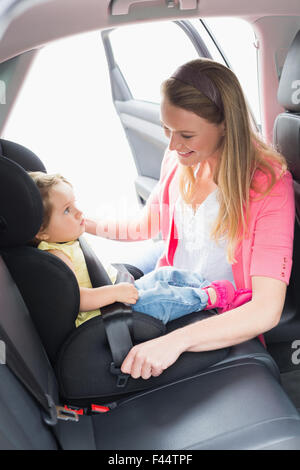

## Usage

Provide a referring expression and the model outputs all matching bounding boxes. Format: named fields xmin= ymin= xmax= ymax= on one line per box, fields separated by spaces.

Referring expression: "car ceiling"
xmin=1 ymin=0 xmax=300 ymax=63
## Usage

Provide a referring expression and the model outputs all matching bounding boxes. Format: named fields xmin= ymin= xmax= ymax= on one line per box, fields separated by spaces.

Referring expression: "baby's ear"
xmin=36 ymin=229 xmax=49 ymax=241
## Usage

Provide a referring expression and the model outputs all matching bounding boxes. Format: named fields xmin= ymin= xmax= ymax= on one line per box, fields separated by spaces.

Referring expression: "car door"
xmin=101 ymin=20 xmax=225 ymax=205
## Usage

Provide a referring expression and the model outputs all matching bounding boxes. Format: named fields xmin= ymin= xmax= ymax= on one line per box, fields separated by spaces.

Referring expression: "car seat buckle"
xmin=91 ymin=404 xmax=110 ymax=413
xmin=64 ymin=405 xmax=84 ymax=416
xmin=43 ymin=394 xmax=79 ymax=425
xmin=110 ymin=362 xmax=130 ymax=388
xmin=56 ymin=405 xmax=80 ymax=422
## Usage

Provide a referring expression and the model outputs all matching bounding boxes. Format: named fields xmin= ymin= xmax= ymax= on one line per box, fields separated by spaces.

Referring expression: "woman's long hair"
xmin=161 ymin=59 xmax=287 ymax=263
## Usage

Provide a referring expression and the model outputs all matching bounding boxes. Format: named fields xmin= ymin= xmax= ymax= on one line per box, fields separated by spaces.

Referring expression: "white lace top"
xmin=173 ymin=189 xmax=235 ymax=286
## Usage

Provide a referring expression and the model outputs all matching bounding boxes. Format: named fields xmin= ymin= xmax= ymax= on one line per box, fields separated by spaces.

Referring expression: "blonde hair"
xmin=28 ymin=171 xmax=72 ymax=245
xmin=161 ymin=59 xmax=287 ymax=263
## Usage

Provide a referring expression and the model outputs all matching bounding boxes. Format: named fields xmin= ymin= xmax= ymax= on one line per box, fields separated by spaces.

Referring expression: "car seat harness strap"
xmin=79 ymin=237 xmax=133 ymax=388
xmin=102 ymin=306 xmax=133 ymax=388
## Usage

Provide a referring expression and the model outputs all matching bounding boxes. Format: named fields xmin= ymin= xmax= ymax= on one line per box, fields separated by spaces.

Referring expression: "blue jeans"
xmin=132 ymin=266 xmax=211 ymax=324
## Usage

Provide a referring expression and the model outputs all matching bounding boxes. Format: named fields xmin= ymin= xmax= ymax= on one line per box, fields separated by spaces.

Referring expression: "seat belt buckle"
xmin=44 ymin=394 xmax=79 ymax=425
xmin=56 ymin=405 xmax=79 ymax=422
xmin=110 ymin=362 xmax=130 ymax=388
xmin=91 ymin=404 xmax=110 ymax=413
xmin=64 ymin=405 xmax=84 ymax=416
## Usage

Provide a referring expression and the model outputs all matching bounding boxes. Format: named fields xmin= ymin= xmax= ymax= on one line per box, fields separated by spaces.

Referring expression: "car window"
xmin=195 ymin=17 xmax=261 ymax=126
xmin=110 ymin=18 xmax=260 ymax=125
xmin=1 ymin=31 xmax=158 ymax=265
xmin=109 ymin=21 xmax=201 ymax=104
xmin=2 ymin=31 xmax=139 ymax=216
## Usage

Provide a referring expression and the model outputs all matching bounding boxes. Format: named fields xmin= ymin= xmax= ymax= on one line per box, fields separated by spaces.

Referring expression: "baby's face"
xmin=41 ymin=181 xmax=85 ymax=243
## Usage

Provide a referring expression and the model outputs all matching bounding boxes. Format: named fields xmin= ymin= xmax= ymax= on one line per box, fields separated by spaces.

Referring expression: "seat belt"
xmin=0 ymin=322 xmax=78 ymax=427
xmin=79 ymin=237 xmax=132 ymax=387
xmin=79 ymin=236 xmax=113 ymax=286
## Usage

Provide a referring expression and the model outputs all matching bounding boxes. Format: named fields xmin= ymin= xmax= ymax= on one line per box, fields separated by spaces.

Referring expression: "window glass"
xmin=2 ymin=31 xmax=139 ymax=216
xmin=109 ymin=22 xmax=200 ymax=103
xmin=2 ymin=31 xmax=153 ymax=263
xmin=196 ymin=17 xmax=261 ymax=125
xmin=110 ymin=18 xmax=260 ymax=125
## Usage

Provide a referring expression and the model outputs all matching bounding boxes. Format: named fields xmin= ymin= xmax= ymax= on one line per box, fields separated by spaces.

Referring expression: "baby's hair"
xmin=28 ymin=171 xmax=72 ymax=245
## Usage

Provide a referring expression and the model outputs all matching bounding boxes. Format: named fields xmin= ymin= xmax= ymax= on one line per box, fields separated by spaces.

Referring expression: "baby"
xmin=29 ymin=172 xmax=251 ymax=328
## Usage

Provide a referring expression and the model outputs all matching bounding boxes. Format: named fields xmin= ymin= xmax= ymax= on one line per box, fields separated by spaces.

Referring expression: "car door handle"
xmin=110 ymin=0 xmax=198 ymax=16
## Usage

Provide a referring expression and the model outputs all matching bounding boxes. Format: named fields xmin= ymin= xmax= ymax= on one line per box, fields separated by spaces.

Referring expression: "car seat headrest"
xmin=277 ymin=30 xmax=300 ymax=113
xmin=0 ymin=138 xmax=46 ymax=172
xmin=0 ymin=154 xmax=44 ymax=249
xmin=274 ymin=30 xmax=300 ymax=189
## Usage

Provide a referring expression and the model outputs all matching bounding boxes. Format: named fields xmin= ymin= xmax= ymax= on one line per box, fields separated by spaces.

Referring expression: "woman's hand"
xmin=114 ymin=282 xmax=139 ymax=304
xmin=121 ymin=332 xmax=185 ymax=379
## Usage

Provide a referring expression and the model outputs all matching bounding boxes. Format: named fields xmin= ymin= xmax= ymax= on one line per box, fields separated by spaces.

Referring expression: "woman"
xmin=86 ymin=58 xmax=295 ymax=380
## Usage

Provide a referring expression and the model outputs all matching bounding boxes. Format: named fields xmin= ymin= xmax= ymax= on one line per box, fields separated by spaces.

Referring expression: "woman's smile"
xmin=177 ymin=150 xmax=194 ymax=157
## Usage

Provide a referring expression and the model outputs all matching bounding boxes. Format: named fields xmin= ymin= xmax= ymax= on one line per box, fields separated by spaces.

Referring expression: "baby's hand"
xmin=115 ymin=282 xmax=139 ymax=304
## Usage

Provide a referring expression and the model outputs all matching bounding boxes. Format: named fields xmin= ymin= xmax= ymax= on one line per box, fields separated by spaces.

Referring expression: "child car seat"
xmin=0 ymin=139 xmax=229 ymax=406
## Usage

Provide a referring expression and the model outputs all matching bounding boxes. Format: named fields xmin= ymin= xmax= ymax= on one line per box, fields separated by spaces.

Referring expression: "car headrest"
xmin=0 ymin=138 xmax=47 ymax=172
xmin=277 ymin=30 xmax=300 ymax=113
xmin=274 ymin=30 xmax=300 ymax=189
xmin=0 ymin=139 xmax=45 ymax=248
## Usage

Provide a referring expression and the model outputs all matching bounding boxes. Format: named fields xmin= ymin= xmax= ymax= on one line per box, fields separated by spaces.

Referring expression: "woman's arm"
xmin=48 ymin=249 xmax=138 ymax=311
xmin=85 ymin=150 xmax=178 ymax=242
xmin=85 ymin=198 xmax=160 ymax=242
xmin=121 ymin=275 xmax=286 ymax=379
xmin=84 ymin=151 xmax=175 ymax=242
xmin=184 ymin=276 xmax=286 ymax=351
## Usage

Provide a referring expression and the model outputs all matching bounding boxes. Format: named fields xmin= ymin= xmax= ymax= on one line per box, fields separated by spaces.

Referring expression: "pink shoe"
xmin=218 ymin=289 xmax=252 ymax=313
xmin=203 ymin=280 xmax=236 ymax=310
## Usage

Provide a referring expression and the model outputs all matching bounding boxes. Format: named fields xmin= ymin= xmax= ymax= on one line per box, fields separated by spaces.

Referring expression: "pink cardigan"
xmin=146 ymin=150 xmax=295 ymax=289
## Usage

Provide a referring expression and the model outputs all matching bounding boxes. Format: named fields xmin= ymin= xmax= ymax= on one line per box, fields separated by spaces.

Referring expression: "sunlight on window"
xmin=202 ymin=17 xmax=261 ymax=125
xmin=110 ymin=21 xmax=200 ymax=103
xmin=2 ymin=31 xmax=145 ymax=265
xmin=2 ymin=31 xmax=139 ymax=217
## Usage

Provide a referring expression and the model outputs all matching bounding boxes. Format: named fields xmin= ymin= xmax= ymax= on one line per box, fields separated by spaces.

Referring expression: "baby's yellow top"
xmin=38 ymin=239 xmax=118 ymax=327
